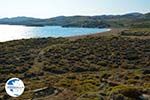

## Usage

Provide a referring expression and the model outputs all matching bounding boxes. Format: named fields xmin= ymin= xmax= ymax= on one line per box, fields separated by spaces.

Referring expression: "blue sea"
xmin=0 ymin=25 xmax=110 ymax=42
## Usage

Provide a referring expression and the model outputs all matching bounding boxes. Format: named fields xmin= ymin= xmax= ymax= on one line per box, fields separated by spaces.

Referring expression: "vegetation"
xmin=0 ymin=34 xmax=150 ymax=99
xmin=120 ymin=28 xmax=150 ymax=36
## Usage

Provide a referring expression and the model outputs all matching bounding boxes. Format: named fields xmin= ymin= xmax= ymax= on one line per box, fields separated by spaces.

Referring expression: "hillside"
xmin=0 ymin=29 xmax=150 ymax=99
xmin=0 ymin=12 xmax=150 ymax=28
xmin=0 ymin=17 xmax=45 ymax=26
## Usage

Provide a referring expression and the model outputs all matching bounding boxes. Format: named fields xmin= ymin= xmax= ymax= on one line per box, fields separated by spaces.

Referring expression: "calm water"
xmin=0 ymin=25 xmax=110 ymax=42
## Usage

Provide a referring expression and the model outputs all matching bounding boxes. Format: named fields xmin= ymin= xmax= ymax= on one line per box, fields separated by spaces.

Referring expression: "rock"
xmin=33 ymin=87 xmax=61 ymax=98
xmin=99 ymin=83 xmax=105 ymax=89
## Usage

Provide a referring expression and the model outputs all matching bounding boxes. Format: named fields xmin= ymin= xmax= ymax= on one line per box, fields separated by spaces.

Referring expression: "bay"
xmin=0 ymin=25 xmax=110 ymax=42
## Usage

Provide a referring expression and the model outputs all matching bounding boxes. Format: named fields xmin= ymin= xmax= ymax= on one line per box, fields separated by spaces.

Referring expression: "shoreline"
xmin=66 ymin=28 xmax=125 ymax=41
xmin=0 ymin=28 xmax=123 ymax=43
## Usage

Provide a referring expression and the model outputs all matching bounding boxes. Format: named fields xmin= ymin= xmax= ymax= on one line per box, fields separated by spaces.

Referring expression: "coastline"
xmin=0 ymin=28 xmax=126 ymax=43
xmin=66 ymin=28 xmax=125 ymax=41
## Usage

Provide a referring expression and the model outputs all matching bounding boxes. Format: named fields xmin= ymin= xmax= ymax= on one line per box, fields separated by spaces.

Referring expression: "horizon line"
xmin=0 ymin=11 xmax=149 ymax=19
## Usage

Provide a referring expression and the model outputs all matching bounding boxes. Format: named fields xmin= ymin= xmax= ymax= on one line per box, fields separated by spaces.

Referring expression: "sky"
xmin=0 ymin=0 xmax=149 ymax=18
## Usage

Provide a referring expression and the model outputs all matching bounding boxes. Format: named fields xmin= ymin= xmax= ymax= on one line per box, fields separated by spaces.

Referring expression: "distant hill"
xmin=0 ymin=17 xmax=45 ymax=26
xmin=0 ymin=12 xmax=149 ymax=28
